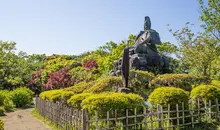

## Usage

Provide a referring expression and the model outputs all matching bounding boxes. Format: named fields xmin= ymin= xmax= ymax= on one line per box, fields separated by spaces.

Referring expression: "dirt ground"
xmin=2 ymin=108 xmax=51 ymax=130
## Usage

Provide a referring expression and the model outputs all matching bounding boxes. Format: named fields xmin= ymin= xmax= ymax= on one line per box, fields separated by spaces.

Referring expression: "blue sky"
xmin=0 ymin=0 xmax=203 ymax=55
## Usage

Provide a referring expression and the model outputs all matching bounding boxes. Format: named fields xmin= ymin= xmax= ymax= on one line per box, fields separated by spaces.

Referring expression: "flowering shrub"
xmin=82 ymin=60 xmax=98 ymax=70
xmin=43 ymin=68 xmax=74 ymax=89
xmin=28 ymin=69 xmax=43 ymax=94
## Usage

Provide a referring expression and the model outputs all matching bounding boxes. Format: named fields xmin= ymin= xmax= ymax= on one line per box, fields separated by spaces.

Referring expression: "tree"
xmin=169 ymin=23 xmax=220 ymax=78
xmin=198 ymin=0 xmax=220 ymax=41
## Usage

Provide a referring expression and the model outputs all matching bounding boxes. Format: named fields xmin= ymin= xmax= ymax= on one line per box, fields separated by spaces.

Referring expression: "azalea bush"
xmin=129 ymin=70 xmax=154 ymax=98
xmin=39 ymin=89 xmax=63 ymax=101
xmin=148 ymin=87 xmax=189 ymax=110
xmin=150 ymin=74 xmax=208 ymax=91
xmin=190 ymin=85 xmax=220 ymax=103
xmin=84 ymin=76 xmax=123 ymax=93
xmin=43 ymin=68 xmax=74 ymax=89
xmin=64 ymin=81 xmax=94 ymax=94
xmin=0 ymin=119 xmax=3 ymax=130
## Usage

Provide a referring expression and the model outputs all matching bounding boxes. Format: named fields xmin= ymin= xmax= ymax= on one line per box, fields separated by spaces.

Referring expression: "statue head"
xmin=144 ymin=16 xmax=151 ymax=30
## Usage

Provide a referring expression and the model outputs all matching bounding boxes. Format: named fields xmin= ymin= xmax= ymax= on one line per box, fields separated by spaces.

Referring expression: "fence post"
xmin=209 ymin=100 xmax=212 ymax=119
xmin=82 ymin=109 xmax=87 ymax=130
xmin=190 ymin=101 xmax=194 ymax=128
xmin=126 ymin=109 xmax=129 ymax=130
xmin=143 ymin=107 xmax=147 ymax=130
xmin=167 ymin=104 xmax=171 ymax=128
xmin=157 ymin=105 xmax=162 ymax=129
xmin=216 ymin=98 xmax=219 ymax=120
xmin=150 ymin=107 xmax=154 ymax=130
xmin=176 ymin=104 xmax=179 ymax=127
xmin=95 ymin=111 xmax=99 ymax=130
xmin=182 ymin=102 xmax=185 ymax=125
xmin=197 ymin=98 xmax=200 ymax=123
xmin=107 ymin=111 xmax=110 ymax=130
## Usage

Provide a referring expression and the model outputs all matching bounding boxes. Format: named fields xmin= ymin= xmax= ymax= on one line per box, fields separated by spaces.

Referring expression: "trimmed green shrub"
xmin=64 ymin=81 xmax=94 ymax=94
xmin=0 ymin=90 xmax=10 ymax=106
xmin=129 ymin=70 xmax=154 ymax=97
xmin=10 ymin=87 xmax=34 ymax=108
xmin=84 ymin=76 xmax=123 ymax=93
xmin=0 ymin=119 xmax=3 ymax=130
xmin=3 ymin=95 xmax=15 ymax=111
xmin=60 ymin=91 xmax=74 ymax=103
xmin=190 ymin=85 xmax=220 ymax=103
xmin=82 ymin=92 xmax=144 ymax=114
xmin=148 ymin=87 xmax=189 ymax=110
xmin=211 ymin=80 xmax=220 ymax=88
xmin=0 ymin=107 xmax=5 ymax=116
xmin=69 ymin=66 xmax=97 ymax=83
xmin=39 ymin=89 xmax=63 ymax=101
xmin=67 ymin=93 xmax=92 ymax=109
xmin=150 ymin=74 xmax=208 ymax=91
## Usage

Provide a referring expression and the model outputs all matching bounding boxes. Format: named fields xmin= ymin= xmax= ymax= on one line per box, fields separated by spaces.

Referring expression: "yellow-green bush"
xmin=82 ymin=92 xmax=144 ymax=114
xmin=0 ymin=90 xmax=9 ymax=106
xmin=84 ymin=76 xmax=123 ymax=93
xmin=64 ymin=81 xmax=94 ymax=94
xmin=60 ymin=91 xmax=74 ymax=103
xmin=190 ymin=85 xmax=220 ymax=103
xmin=0 ymin=119 xmax=3 ymax=130
xmin=39 ymin=89 xmax=63 ymax=101
xmin=129 ymin=70 xmax=154 ymax=96
xmin=148 ymin=87 xmax=188 ymax=110
xmin=0 ymin=107 xmax=5 ymax=116
xmin=10 ymin=87 xmax=34 ymax=108
xmin=69 ymin=66 xmax=98 ymax=83
xmin=211 ymin=80 xmax=220 ymax=88
xmin=3 ymin=95 xmax=15 ymax=111
xmin=150 ymin=74 xmax=208 ymax=91
xmin=40 ymin=89 xmax=75 ymax=103
xmin=67 ymin=93 xmax=92 ymax=109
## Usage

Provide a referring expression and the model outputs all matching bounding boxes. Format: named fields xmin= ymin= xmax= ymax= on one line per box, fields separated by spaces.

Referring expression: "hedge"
xmin=10 ymin=87 xmax=34 ymax=108
xmin=211 ymin=80 xmax=220 ymax=88
xmin=150 ymin=74 xmax=208 ymax=91
xmin=67 ymin=93 xmax=92 ymax=109
xmin=64 ymin=81 xmax=94 ymax=94
xmin=81 ymin=92 xmax=144 ymax=114
xmin=84 ymin=76 xmax=123 ymax=93
xmin=39 ymin=89 xmax=63 ymax=101
xmin=148 ymin=87 xmax=189 ymax=110
xmin=129 ymin=69 xmax=154 ymax=97
xmin=190 ymin=85 xmax=220 ymax=103
xmin=0 ymin=119 xmax=3 ymax=130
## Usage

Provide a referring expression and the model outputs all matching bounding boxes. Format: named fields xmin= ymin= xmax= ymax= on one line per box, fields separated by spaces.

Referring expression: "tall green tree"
xmin=169 ymin=23 xmax=220 ymax=78
xmin=198 ymin=0 xmax=220 ymax=41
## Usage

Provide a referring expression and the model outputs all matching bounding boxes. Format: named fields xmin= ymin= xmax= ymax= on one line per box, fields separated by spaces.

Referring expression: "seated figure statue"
xmin=134 ymin=16 xmax=161 ymax=55
xmin=110 ymin=16 xmax=169 ymax=76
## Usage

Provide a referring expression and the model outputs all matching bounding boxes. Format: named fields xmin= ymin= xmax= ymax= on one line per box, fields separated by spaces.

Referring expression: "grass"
xmin=31 ymin=108 xmax=59 ymax=130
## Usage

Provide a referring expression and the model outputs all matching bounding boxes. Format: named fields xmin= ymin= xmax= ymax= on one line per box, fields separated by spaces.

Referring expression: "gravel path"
xmin=2 ymin=108 xmax=51 ymax=130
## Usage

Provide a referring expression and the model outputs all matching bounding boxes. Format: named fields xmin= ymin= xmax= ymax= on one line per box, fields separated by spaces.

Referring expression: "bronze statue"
xmin=111 ymin=16 xmax=169 ymax=77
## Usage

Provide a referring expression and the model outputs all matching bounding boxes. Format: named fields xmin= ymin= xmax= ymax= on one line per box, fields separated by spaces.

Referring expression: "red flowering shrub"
xmin=28 ymin=69 xmax=43 ymax=95
xmin=82 ymin=60 xmax=98 ymax=70
xmin=43 ymin=68 xmax=74 ymax=89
